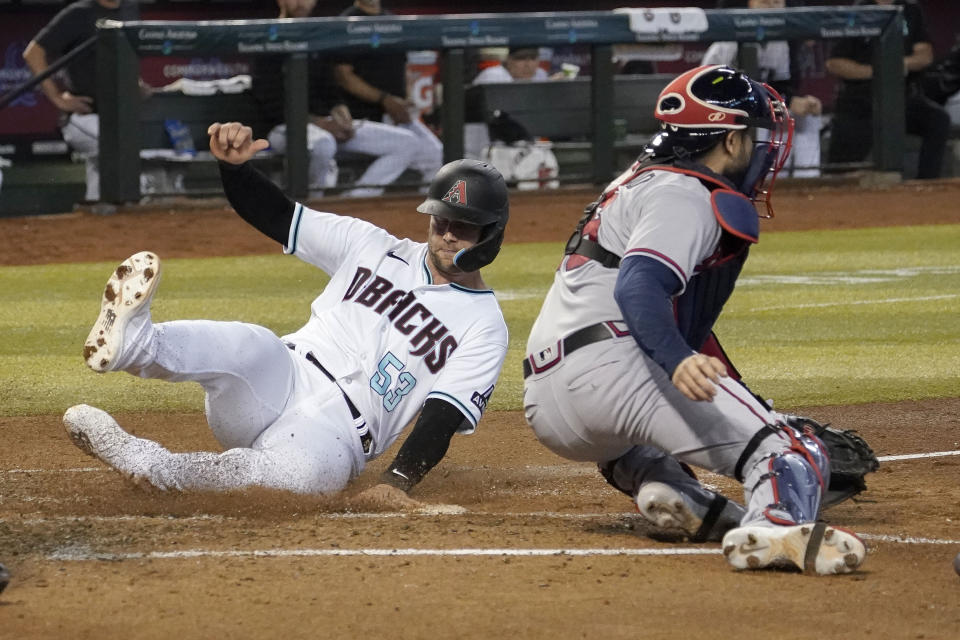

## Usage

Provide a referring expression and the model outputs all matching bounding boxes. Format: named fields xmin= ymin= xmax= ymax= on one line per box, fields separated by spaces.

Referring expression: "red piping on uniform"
xmin=624 ymin=248 xmax=687 ymax=281
xmin=604 ymin=321 xmax=630 ymax=337
xmin=716 ymin=381 xmax=769 ymax=424
xmin=784 ymin=427 xmax=825 ymax=489
xmin=636 ymin=165 xmax=730 ymax=191
xmin=634 ymin=165 xmax=764 ymax=236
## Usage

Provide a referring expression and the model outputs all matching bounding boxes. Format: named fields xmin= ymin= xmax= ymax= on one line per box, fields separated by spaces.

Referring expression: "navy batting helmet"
xmin=417 ymin=159 xmax=509 ymax=272
xmin=645 ymin=64 xmax=794 ymax=215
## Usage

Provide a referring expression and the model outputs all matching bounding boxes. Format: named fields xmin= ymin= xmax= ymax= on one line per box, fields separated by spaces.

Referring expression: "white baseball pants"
xmin=115 ymin=319 xmax=366 ymax=494
xmin=268 ymin=119 xmax=439 ymax=196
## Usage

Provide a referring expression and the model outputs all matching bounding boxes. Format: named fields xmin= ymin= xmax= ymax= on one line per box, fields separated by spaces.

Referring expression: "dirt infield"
xmin=2 ymin=180 xmax=960 ymax=638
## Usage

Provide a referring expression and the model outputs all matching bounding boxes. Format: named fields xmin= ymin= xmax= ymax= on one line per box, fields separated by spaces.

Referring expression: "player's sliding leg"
xmin=599 ymin=445 xmax=744 ymax=542
xmin=63 ymin=404 xmax=357 ymax=494
xmin=80 ymin=251 xmax=301 ymax=450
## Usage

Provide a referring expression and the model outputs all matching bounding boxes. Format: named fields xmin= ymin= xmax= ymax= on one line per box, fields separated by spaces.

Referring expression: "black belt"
xmin=522 ymin=322 xmax=628 ymax=378
xmin=564 ymin=234 xmax=621 ymax=269
xmin=287 ymin=344 xmax=372 ymax=454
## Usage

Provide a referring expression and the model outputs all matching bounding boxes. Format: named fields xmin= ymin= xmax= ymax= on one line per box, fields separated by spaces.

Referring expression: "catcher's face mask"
xmin=738 ymin=81 xmax=794 ymax=218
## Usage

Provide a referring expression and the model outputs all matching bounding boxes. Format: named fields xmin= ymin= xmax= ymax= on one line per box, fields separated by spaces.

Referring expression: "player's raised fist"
xmin=207 ymin=121 xmax=270 ymax=165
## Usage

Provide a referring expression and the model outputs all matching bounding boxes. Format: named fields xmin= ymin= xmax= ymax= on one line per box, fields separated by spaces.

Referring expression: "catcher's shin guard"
xmin=741 ymin=425 xmax=828 ymax=525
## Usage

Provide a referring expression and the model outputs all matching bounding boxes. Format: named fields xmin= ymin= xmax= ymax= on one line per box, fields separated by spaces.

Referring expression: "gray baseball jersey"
xmin=527 ymin=169 xmax=719 ymax=361
xmin=523 ymin=167 xmax=778 ymax=475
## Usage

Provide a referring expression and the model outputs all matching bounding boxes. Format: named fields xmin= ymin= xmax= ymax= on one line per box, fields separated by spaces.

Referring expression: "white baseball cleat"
xmin=722 ymin=522 xmax=866 ymax=575
xmin=62 ymin=404 xmax=155 ymax=486
xmin=83 ymin=251 xmax=161 ymax=373
xmin=64 ymin=403 xmax=134 ymax=464
xmin=636 ymin=481 xmax=745 ymax=543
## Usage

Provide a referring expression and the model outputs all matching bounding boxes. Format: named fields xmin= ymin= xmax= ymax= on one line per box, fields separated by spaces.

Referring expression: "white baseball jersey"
xmin=473 ymin=64 xmax=549 ymax=84
xmin=701 ymin=42 xmax=821 ymax=177
xmin=526 ymin=169 xmax=720 ymax=360
xmin=701 ymin=41 xmax=791 ymax=84
xmin=283 ymin=203 xmax=509 ymax=458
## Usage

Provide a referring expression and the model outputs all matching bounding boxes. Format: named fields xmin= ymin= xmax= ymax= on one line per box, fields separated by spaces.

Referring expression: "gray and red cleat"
xmin=636 ymin=481 xmax=745 ymax=543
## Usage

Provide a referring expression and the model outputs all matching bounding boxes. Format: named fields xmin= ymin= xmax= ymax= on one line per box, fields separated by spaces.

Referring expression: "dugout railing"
xmin=94 ymin=6 xmax=906 ymax=204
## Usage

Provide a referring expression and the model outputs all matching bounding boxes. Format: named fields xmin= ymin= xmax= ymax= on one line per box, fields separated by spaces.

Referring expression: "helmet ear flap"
xmin=453 ymin=224 xmax=504 ymax=272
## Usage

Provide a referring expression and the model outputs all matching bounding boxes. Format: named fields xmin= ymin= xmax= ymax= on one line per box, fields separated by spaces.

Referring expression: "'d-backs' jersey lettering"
xmin=342 ymin=267 xmax=458 ymax=372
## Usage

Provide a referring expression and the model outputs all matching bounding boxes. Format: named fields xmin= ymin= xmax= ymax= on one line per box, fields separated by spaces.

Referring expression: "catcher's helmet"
xmin=645 ymin=64 xmax=794 ymax=216
xmin=417 ymin=159 xmax=509 ymax=272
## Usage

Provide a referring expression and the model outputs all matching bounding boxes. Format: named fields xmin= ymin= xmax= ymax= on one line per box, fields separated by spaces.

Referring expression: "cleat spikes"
xmin=722 ymin=524 xmax=865 ymax=575
xmin=82 ymin=251 xmax=161 ymax=373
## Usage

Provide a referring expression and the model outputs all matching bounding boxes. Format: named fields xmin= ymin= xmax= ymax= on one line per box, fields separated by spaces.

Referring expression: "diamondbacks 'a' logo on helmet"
xmin=442 ymin=179 xmax=468 ymax=206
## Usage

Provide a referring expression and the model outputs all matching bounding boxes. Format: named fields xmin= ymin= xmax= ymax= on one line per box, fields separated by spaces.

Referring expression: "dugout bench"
xmin=138 ymin=90 xmax=279 ymax=195
xmin=138 ymin=91 xmax=421 ymax=196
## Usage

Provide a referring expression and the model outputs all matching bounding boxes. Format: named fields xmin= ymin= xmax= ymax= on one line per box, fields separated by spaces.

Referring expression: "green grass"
xmin=2 ymin=224 xmax=959 ymax=416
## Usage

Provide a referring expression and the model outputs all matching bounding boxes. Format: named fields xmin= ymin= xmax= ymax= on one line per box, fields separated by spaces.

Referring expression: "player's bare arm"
xmin=22 ymin=40 xmax=93 ymax=113
xmin=333 ymin=62 xmax=412 ymax=124
xmin=904 ymin=41 xmax=934 ymax=73
xmin=825 ymin=56 xmax=874 ymax=80
xmin=207 ymin=121 xmax=270 ymax=165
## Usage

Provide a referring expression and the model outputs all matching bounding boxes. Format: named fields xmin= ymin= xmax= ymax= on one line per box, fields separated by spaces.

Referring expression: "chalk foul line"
xmin=4 ymin=449 xmax=960 ymax=477
xmin=48 ymin=547 xmax=722 ymax=561
xmin=47 ymin=531 xmax=960 ymax=563
xmin=877 ymin=450 xmax=960 ymax=462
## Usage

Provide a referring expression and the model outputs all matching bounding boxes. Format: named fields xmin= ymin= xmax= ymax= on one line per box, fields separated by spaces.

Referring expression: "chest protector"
xmin=564 ymin=158 xmax=759 ymax=350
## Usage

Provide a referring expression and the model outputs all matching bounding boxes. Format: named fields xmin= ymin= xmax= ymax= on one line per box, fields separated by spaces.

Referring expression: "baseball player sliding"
xmin=523 ymin=65 xmax=866 ymax=575
xmin=63 ymin=122 xmax=509 ymax=508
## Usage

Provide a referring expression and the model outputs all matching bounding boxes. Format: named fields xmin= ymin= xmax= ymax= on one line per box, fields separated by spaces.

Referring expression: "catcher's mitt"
xmin=784 ymin=415 xmax=879 ymax=509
